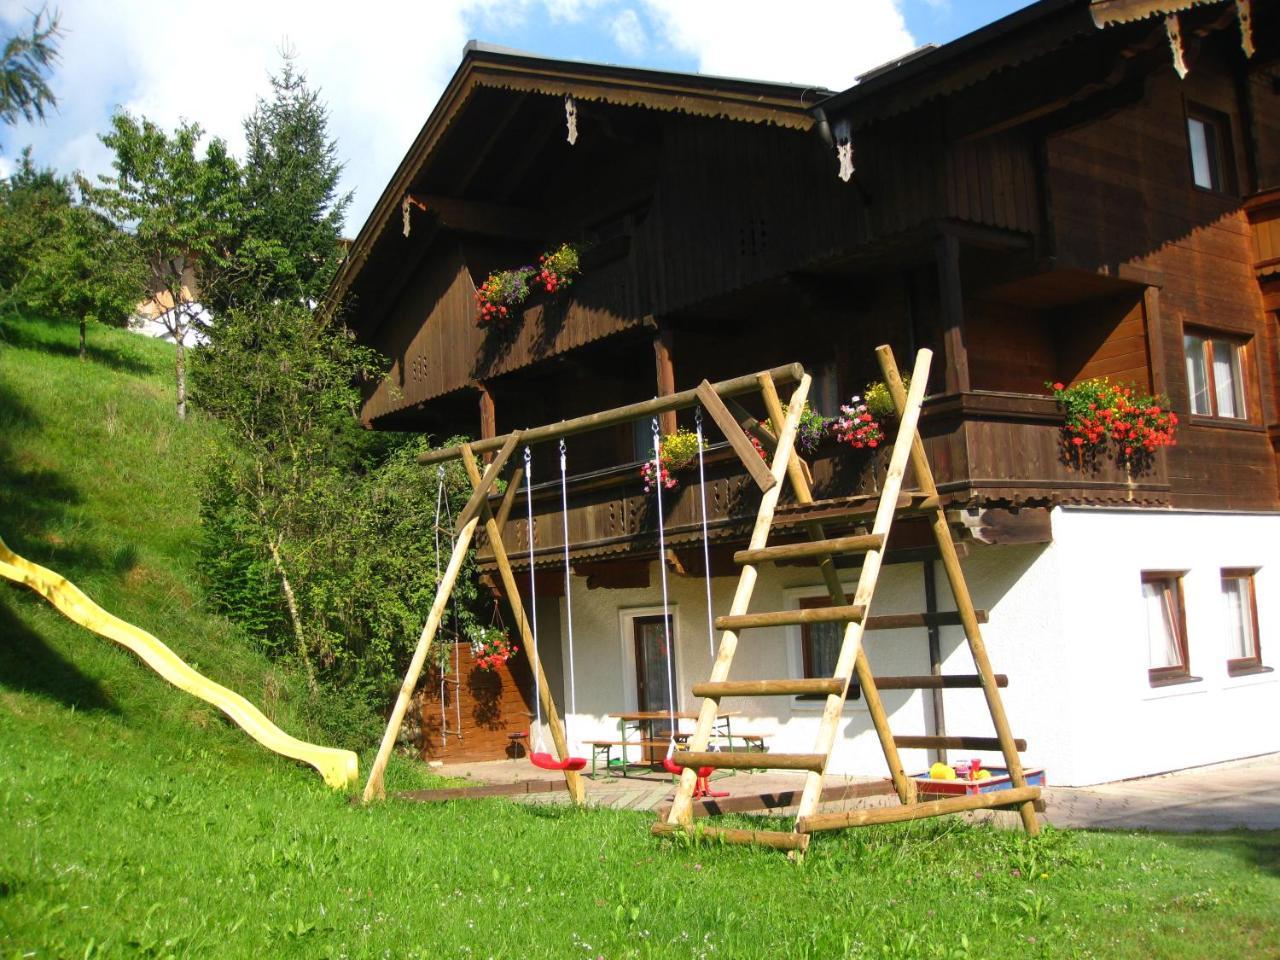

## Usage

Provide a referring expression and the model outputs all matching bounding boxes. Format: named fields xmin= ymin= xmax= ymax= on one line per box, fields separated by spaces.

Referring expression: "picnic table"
xmin=589 ymin=711 xmax=754 ymax=778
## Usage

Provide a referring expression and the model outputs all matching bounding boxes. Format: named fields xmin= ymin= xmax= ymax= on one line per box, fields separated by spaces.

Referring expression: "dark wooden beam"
xmin=654 ymin=324 xmax=677 ymax=435
xmin=935 ymin=232 xmax=970 ymax=394
xmin=412 ymin=193 xmax=564 ymax=241
xmin=478 ymin=382 xmax=497 ymax=464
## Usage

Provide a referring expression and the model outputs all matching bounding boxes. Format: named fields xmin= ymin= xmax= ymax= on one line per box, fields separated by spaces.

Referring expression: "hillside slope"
xmin=0 ymin=316 xmax=322 ymax=779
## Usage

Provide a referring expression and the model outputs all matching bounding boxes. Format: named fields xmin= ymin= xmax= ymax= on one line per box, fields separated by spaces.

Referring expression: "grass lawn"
xmin=2 ymin=317 xmax=1279 ymax=959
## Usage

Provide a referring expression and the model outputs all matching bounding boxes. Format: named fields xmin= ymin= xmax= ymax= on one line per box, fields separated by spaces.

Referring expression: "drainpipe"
xmin=924 ymin=560 xmax=948 ymax=766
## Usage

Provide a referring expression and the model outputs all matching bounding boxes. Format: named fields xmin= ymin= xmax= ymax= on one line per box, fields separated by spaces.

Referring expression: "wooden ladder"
xmin=653 ymin=346 xmax=1040 ymax=854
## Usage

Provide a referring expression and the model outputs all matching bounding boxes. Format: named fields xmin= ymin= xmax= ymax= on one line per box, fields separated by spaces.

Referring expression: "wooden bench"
xmin=586 ymin=739 xmax=676 ymax=778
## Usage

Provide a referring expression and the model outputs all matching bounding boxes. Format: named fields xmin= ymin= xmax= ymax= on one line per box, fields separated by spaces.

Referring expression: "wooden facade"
xmin=338 ymin=1 xmax=1279 ymax=758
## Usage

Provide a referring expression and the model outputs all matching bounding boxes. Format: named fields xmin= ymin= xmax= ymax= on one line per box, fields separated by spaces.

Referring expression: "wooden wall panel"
xmin=414 ymin=642 xmax=534 ymax=763
xmin=1047 ymin=65 xmax=1278 ymax=510
xmin=966 ymin=299 xmax=1056 ymax=392
xmin=1056 ymin=295 xmax=1151 ymax=390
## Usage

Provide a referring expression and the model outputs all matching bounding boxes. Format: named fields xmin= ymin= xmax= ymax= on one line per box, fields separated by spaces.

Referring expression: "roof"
xmin=331 ymin=43 xmax=832 ymax=308
xmin=1088 ymin=0 xmax=1223 ymax=27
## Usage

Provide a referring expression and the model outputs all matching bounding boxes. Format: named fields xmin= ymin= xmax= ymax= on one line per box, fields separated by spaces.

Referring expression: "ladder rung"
xmin=797 ymin=786 xmax=1040 ymax=833
xmin=650 ymin=822 xmax=809 ymax=851
xmin=715 ymin=604 xmax=865 ymax=631
xmin=734 ymin=533 xmax=883 ymax=566
xmin=691 ymin=678 xmax=846 ymax=698
xmin=672 ymin=751 xmax=826 ymax=772
xmin=864 ymin=610 xmax=988 ymax=630
xmin=893 ymin=735 xmax=1027 ymax=751
xmin=874 ymin=674 xmax=1007 ymax=690
xmin=770 ymin=492 xmax=940 ymax=528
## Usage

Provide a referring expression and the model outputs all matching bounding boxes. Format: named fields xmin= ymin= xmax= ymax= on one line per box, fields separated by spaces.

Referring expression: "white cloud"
xmin=610 ymin=9 xmax=647 ymax=57
xmin=639 ymin=0 xmax=916 ymax=91
xmin=0 ymin=0 xmax=916 ymax=240
xmin=0 ymin=0 xmax=477 ymax=233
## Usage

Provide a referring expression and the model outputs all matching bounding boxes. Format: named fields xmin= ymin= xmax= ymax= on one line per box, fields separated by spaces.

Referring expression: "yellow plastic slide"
xmin=0 ymin=534 xmax=358 ymax=789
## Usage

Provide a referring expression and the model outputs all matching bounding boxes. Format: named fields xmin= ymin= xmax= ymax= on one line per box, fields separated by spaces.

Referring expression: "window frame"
xmin=1142 ymin=571 xmax=1194 ymax=687
xmin=1184 ymin=101 xmax=1236 ymax=195
xmin=1182 ymin=327 xmax=1252 ymax=422
xmin=1221 ymin=568 xmax=1263 ymax=676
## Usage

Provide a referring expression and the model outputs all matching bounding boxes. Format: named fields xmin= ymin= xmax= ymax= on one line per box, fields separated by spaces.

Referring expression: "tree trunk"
xmin=79 ymin=318 xmax=86 ymax=360
xmin=266 ymin=533 xmax=317 ymax=694
xmin=174 ymin=336 xmax=187 ymax=419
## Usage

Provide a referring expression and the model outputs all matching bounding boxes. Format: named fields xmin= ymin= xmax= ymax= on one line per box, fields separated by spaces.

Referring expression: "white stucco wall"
xmin=543 ymin=506 xmax=1279 ymax=787
xmin=1038 ymin=507 xmax=1280 ymax=785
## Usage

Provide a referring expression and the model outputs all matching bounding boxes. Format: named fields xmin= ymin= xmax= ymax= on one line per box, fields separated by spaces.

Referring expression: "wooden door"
xmin=633 ymin=614 xmax=675 ymax=762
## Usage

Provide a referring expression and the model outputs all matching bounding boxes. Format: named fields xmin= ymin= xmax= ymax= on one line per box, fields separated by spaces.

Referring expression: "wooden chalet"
xmin=337 ymin=0 xmax=1280 ymax=785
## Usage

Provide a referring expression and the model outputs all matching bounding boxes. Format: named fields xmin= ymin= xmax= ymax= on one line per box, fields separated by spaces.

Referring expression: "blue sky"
xmin=0 ymin=1 xmax=1033 ymax=230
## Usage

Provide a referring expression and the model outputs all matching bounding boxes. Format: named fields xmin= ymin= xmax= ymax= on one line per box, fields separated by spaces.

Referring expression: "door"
xmin=633 ymin=614 xmax=676 ymax=762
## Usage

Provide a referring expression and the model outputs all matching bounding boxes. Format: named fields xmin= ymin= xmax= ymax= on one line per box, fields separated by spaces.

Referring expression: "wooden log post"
xmin=756 ymin=374 xmax=917 ymax=808
xmin=877 ymin=345 xmax=1039 ymax=837
xmin=665 ymin=374 xmax=813 ymax=827
xmin=459 ymin=445 xmax=586 ymax=806
xmin=363 ymin=513 xmax=482 ymax=802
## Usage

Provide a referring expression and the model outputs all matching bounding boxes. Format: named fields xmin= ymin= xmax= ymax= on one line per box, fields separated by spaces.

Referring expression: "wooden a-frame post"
xmin=362 ymin=434 xmax=585 ymax=805
xmin=755 ymin=373 xmax=917 ymax=809
xmin=363 ymin=436 xmax=519 ymax=801
xmin=877 ymin=346 xmax=1039 ymax=836
xmin=458 ymin=444 xmax=586 ymax=805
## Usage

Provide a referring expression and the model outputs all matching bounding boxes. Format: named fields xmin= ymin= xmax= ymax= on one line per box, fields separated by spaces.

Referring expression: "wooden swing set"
xmin=362 ymin=346 xmax=1040 ymax=855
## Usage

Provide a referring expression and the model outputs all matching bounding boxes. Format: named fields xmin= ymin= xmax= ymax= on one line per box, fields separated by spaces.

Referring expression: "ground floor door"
xmin=633 ymin=614 xmax=675 ymax=762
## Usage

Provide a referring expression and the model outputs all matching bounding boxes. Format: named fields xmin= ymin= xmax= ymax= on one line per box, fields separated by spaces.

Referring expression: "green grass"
xmin=2 ymin=316 xmax=1279 ymax=959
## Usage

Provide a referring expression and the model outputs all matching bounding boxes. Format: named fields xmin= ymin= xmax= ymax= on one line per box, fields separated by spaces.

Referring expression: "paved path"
xmin=1042 ymin=754 xmax=1280 ymax=832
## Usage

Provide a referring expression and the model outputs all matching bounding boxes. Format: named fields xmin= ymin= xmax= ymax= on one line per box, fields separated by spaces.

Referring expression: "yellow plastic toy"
xmin=0 ymin=533 xmax=357 ymax=789
xmin=929 ymin=762 xmax=957 ymax=780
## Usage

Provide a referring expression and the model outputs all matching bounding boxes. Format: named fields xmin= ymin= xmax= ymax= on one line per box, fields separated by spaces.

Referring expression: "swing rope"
xmin=652 ymin=419 xmax=716 ymax=785
xmin=434 ymin=466 xmax=462 ymax=746
xmin=559 ymin=439 xmax=579 ymax=748
xmin=524 ymin=443 xmax=587 ymax=772
xmin=694 ymin=407 xmax=716 ymax=660
xmin=523 ymin=446 xmax=544 ymax=752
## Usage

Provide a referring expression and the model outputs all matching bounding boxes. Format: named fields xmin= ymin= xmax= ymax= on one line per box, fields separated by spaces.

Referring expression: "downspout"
xmin=924 ymin=559 xmax=948 ymax=766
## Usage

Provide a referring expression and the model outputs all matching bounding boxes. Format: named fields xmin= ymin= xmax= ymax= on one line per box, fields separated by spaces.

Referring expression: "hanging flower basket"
xmin=467 ymin=623 xmax=517 ymax=671
xmin=475 ymin=266 xmax=535 ymax=326
xmin=1048 ymin=378 xmax=1177 ymax=474
xmin=781 ymin=402 xmax=830 ymax=455
xmin=833 ymin=395 xmax=884 ymax=450
xmin=534 ymin=243 xmax=581 ymax=294
xmin=639 ymin=427 xmax=707 ymax=492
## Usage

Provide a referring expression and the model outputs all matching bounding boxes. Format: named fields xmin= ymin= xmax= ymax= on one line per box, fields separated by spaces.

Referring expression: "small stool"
xmin=507 ymin=731 xmax=529 ymax=761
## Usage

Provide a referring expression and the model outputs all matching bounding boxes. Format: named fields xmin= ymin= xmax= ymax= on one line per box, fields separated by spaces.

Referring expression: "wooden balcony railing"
xmin=477 ymin=390 xmax=1173 ymax=567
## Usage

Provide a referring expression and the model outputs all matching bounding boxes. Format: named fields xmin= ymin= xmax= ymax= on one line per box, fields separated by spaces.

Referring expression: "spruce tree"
xmin=224 ymin=53 xmax=350 ymax=312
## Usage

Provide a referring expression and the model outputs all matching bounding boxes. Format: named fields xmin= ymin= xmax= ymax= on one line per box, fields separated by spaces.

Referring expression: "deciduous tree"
xmin=94 ymin=114 xmax=241 ymax=417
xmin=0 ymin=7 xmax=60 ymax=133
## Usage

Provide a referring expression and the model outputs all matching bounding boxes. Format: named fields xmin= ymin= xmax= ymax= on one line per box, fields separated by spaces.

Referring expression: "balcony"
xmin=477 ymin=389 xmax=1172 ymax=570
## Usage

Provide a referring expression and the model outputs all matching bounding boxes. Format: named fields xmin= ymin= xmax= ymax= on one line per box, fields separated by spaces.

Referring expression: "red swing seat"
xmin=662 ymin=754 xmax=714 ymax=779
xmin=529 ymin=748 xmax=587 ymax=772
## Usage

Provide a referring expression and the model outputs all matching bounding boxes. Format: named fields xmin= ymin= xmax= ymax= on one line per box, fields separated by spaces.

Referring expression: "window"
xmin=799 ymin=596 xmax=842 ymax=683
xmin=1184 ymin=331 xmax=1248 ymax=419
xmin=1186 ymin=106 xmax=1233 ymax=193
xmin=1142 ymin=572 xmax=1192 ymax=685
xmin=1221 ymin=569 xmax=1262 ymax=675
